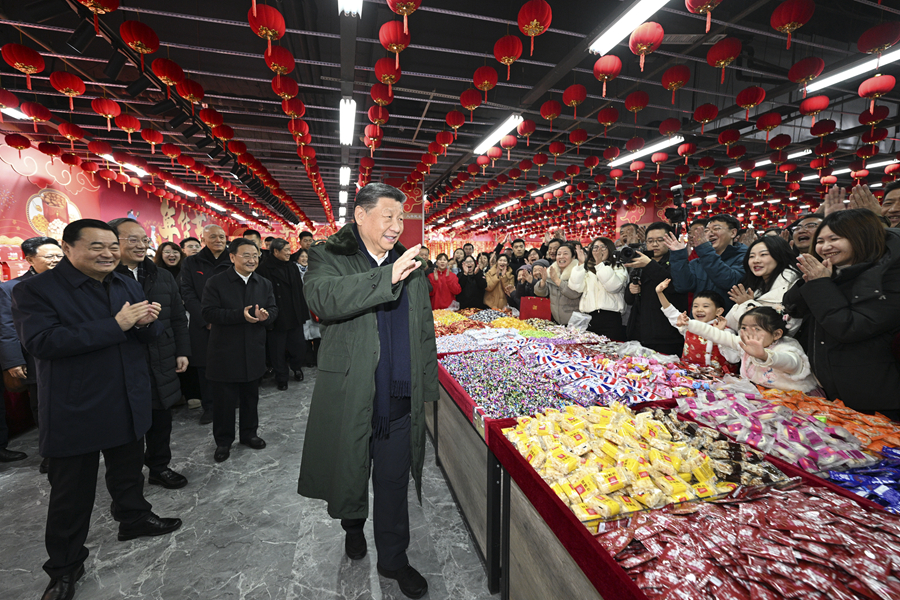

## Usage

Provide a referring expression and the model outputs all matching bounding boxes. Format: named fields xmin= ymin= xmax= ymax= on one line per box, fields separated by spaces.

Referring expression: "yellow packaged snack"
xmin=587 ymin=422 xmax=608 ymax=439
xmin=570 ymin=473 xmax=600 ymax=501
xmin=620 ymin=420 xmax=640 ymax=440
xmin=584 ymin=494 xmax=621 ymax=518
xmin=584 ymin=406 xmax=615 ymax=426
xmin=546 ymin=448 xmax=578 ymax=475
xmin=602 ymin=429 xmax=625 ymax=445
xmin=653 ymin=473 xmax=688 ymax=496
xmin=692 ymin=458 xmax=718 ymax=486
xmin=569 ymin=431 xmax=591 ymax=455
xmin=565 ymin=405 xmax=586 ymax=416
xmin=561 ymin=481 xmax=582 ymax=505
xmin=716 ymin=481 xmax=739 ymax=494
xmin=549 ymin=481 xmax=569 ymax=505
xmin=594 ymin=468 xmax=627 ymax=494
xmin=559 ymin=415 xmax=586 ymax=433
xmin=598 ymin=440 xmax=620 ymax=460
xmin=595 ymin=452 xmax=618 ymax=469
xmin=516 ymin=416 xmax=533 ymax=428
xmin=691 ymin=482 xmax=716 ymax=499
xmin=614 ymin=494 xmax=642 ymax=514
xmin=631 ymin=468 xmax=658 ymax=491
xmin=668 ymin=494 xmax=693 ymax=504
xmin=677 ymin=472 xmax=693 ymax=483
xmin=633 ymin=488 xmax=667 ymax=508
xmin=649 ymin=449 xmax=682 ymax=476
xmin=531 ymin=420 xmax=557 ymax=437
xmin=523 ymin=444 xmax=546 ymax=469
xmin=570 ymin=503 xmax=603 ymax=533
xmin=640 ymin=419 xmax=672 ymax=441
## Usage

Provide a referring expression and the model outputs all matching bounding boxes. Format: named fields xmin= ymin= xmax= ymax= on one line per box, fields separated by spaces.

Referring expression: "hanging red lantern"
xmin=288 ymin=119 xmax=310 ymax=145
xmin=678 ymin=142 xmax=697 ymax=164
xmin=626 ymin=137 xmax=645 ymax=153
xmin=119 ymin=21 xmax=159 ymax=71
xmin=540 ymin=98 xmax=562 ymax=131
xmin=810 ymin=119 xmax=835 ymax=138
xmin=769 ymin=134 xmax=791 ymax=151
xmin=212 ymin=125 xmax=234 ymax=141
xmin=198 ymin=108 xmax=223 ymax=128
xmin=650 ymin=152 xmax=668 ymax=173
xmin=770 ymin=0 xmax=815 ymax=50
xmin=61 ymin=153 xmax=82 ymax=173
xmin=282 ymin=97 xmax=306 ymax=120
xmin=755 ymin=111 xmax=782 ymax=142
xmin=727 ymin=144 xmax=746 ymax=160
xmin=569 ymin=128 xmax=588 ymax=154
xmin=115 ymin=114 xmax=141 ymax=143
xmin=661 ymin=65 xmax=691 ymax=104
xmin=58 ymin=122 xmax=84 ymax=152
xmin=548 ymin=141 xmax=566 ymax=165
xmin=859 ymin=74 xmax=895 ymax=113
xmin=858 ymin=22 xmax=900 ymax=67
xmin=592 ymin=55 xmax=622 ymax=99
xmin=175 ymin=79 xmax=204 ymax=116
xmin=659 ymin=118 xmax=680 ymax=137
xmin=38 ymin=142 xmax=62 ymax=165
xmin=862 ymin=127 xmax=887 ymax=145
xmin=706 ymin=37 xmax=742 ymax=84
xmin=151 ymin=58 xmax=184 ymax=99
xmin=487 ymin=146 xmax=503 ymax=167
xmin=371 ymin=82 xmax=394 ymax=107
xmin=446 ymin=110 xmax=465 ymax=139
xmin=624 ymin=90 xmax=649 ymax=124
xmin=265 ymin=46 xmax=295 ymax=85
xmin=76 ymin=0 xmax=118 ymax=35
xmin=788 ymin=56 xmax=824 ymax=98
xmin=460 ymin=88 xmax=482 ymax=121
xmin=90 ymin=97 xmax=120 ymax=131
xmin=272 ymin=75 xmax=298 ymax=99
xmin=494 ymin=35 xmax=523 ymax=81
xmin=379 ymin=21 xmax=410 ymax=69
xmin=597 ymin=107 xmax=618 ymax=137
xmin=228 ymin=141 xmax=247 ymax=156
xmin=692 ymin=103 xmax=718 ymax=134
xmin=374 ymin=57 xmax=401 ymax=95
xmin=799 ymin=95 xmax=829 ymax=125
xmin=718 ymin=129 xmax=740 ymax=146
xmin=500 ymin=134 xmax=517 ymax=160
xmin=518 ymin=0 xmax=552 ymax=56
xmin=247 ymin=5 xmax=285 ymax=54
xmin=49 ymin=72 xmax=85 ymax=112
xmin=516 ymin=119 xmax=536 ymax=146
xmin=140 ymin=127 xmax=163 ymax=154
xmin=1 ymin=43 xmax=44 ymax=91
xmin=584 ymin=155 xmax=600 ymax=175
xmin=161 ymin=143 xmax=180 ymax=167
xmin=686 ymin=0 xmax=723 ymax=33
xmin=368 ymin=106 xmax=389 ymax=136
xmin=629 ymin=22 xmax=664 ymax=72
xmin=736 ymin=86 xmax=766 ymax=121
xmin=474 ymin=66 xmax=498 ymax=102
xmin=5 ymin=133 xmax=30 ymax=159
xmin=562 ymin=84 xmax=587 ymax=118
xmin=436 ymin=131 xmax=454 ymax=154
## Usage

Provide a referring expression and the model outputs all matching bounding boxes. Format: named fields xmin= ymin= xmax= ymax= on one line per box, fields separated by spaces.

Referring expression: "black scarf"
xmin=354 ymin=226 xmax=411 ymax=438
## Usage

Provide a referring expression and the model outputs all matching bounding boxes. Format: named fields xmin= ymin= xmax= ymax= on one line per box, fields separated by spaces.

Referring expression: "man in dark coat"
xmin=12 ymin=219 xmax=181 ymax=600
xmin=257 ymin=238 xmax=308 ymax=390
xmin=201 ymin=238 xmax=278 ymax=463
xmin=298 ymin=183 xmax=438 ymax=600
xmin=110 ymin=218 xmax=191 ymax=490
xmin=0 ymin=236 xmax=62 ymax=466
xmin=178 ymin=224 xmax=230 ymax=424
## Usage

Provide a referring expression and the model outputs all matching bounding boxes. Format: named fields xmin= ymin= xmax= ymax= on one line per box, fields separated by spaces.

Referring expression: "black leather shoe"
xmin=40 ymin=564 xmax=84 ymax=600
xmin=199 ymin=409 xmax=213 ymax=425
xmin=39 ymin=457 xmax=50 ymax=474
xmin=214 ymin=446 xmax=230 ymax=462
xmin=345 ymin=531 xmax=366 ymax=560
xmin=117 ymin=513 xmax=182 ymax=541
xmin=294 ymin=369 xmax=304 ymax=382
xmin=377 ymin=563 xmax=428 ymax=599
xmin=239 ymin=436 xmax=266 ymax=449
xmin=277 ymin=382 xmax=288 ymax=391
xmin=148 ymin=469 xmax=188 ymax=489
xmin=0 ymin=447 xmax=27 ymax=462
xmin=262 ymin=367 xmax=275 ymax=380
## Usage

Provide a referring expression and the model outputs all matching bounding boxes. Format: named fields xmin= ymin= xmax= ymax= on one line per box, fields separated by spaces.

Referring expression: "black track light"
xmin=181 ymin=123 xmax=201 ymax=138
xmin=151 ymin=99 xmax=177 ymax=115
xmin=195 ymin=136 xmax=214 ymax=149
xmin=66 ymin=20 xmax=94 ymax=54
xmin=125 ymin=76 xmax=152 ymax=97
xmin=168 ymin=111 xmax=189 ymax=129
xmin=104 ymin=51 xmax=127 ymax=81
xmin=218 ymin=154 xmax=232 ymax=167
xmin=206 ymin=146 xmax=222 ymax=159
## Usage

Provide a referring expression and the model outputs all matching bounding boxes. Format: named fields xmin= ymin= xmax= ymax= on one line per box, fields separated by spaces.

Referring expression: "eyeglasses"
xmin=706 ymin=226 xmax=727 ymax=233
xmin=237 ymin=253 xmax=259 ymax=260
xmin=794 ymin=223 xmax=820 ymax=232
xmin=119 ymin=236 xmax=151 ymax=247
xmin=645 ymin=237 xmax=665 ymax=245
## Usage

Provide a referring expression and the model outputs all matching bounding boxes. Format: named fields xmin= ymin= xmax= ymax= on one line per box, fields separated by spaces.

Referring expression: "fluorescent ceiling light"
xmin=1 ymin=107 xmax=27 ymax=120
xmin=866 ymin=159 xmax=898 ymax=169
xmin=474 ymin=114 xmax=524 ymax=156
xmin=470 ymin=211 xmax=488 ymax=221
xmin=101 ymin=154 xmax=148 ymax=178
xmin=801 ymin=174 xmax=818 ymax=181
xmin=807 ymin=47 xmax=900 ymax=94
xmin=337 ymin=0 xmax=363 ymax=17
xmin=338 ymin=206 xmax=347 ymax=217
xmin=832 ymin=168 xmax=851 ymax=175
xmin=339 ymin=166 xmax=351 ymax=186
xmin=670 ymin=184 xmax=682 ymax=190
xmin=207 ymin=201 xmax=226 ymax=212
xmin=230 ymin=212 xmax=245 ymax=220
xmin=788 ymin=149 xmax=811 ymax=159
xmin=339 ymin=190 xmax=348 ymax=204
xmin=452 ymin=220 xmax=466 ymax=228
xmin=493 ymin=199 xmax=520 ymax=212
xmin=608 ymin=135 xmax=684 ymax=167
xmin=339 ymin=98 xmax=357 ymax=146
xmin=531 ymin=180 xmax=567 ymax=196
xmin=871 ymin=183 xmax=883 ymax=188
xmin=165 ymin=181 xmax=197 ymax=197
xmin=589 ymin=0 xmax=671 ymax=55
xmin=437 ymin=217 xmax=447 ymax=224
xmin=252 ymin=211 xmax=259 ymax=216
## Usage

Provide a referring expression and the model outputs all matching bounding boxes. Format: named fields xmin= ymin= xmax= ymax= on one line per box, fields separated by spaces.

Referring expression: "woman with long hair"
xmin=569 ymin=237 xmax=627 ymax=339
xmin=428 ymin=253 xmax=462 ymax=309
xmin=534 ymin=242 xmax=583 ymax=325
xmin=154 ymin=241 xmax=184 ymax=279
xmin=456 ymin=255 xmax=487 ymax=309
xmin=450 ymin=248 xmax=466 ymax=274
xmin=725 ymin=236 xmax=801 ymax=332
xmin=484 ymin=254 xmax=514 ymax=310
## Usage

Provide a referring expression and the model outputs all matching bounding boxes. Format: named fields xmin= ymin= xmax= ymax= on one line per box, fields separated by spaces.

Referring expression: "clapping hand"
xmin=739 ymin=328 xmax=769 ymax=360
xmin=662 ymin=232 xmax=687 ymax=252
xmin=575 ymin=245 xmax=586 ymax=264
xmin=655 ymin=278 xmax=671 ymax=294
xmin=116 ymin=301 xmax=159 ymax=331
xmin=848 ymin=184 xmax=882 ymax=215
xmin=728 ymin=284 xmax=755 ymax=304
xmin=712 ymin=316 xmax=728 ymax=330
xmin=823 ymin=185 xmax=847 ymax=216
xmin=797 ymin=253 xmax=833 ymax=282
xmin=676 ymin=311 xmax=690 ymax=328
xmin=244 ymin=304 xmax=269 ymax=323
xmin=135 ymin=302 xmax=161 ymax=326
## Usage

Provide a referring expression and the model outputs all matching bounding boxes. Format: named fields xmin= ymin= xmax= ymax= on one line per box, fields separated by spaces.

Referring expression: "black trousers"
xmin=144 ymin=408 xmax=172 ymax=474
xmin=178 ymin=366 xmax=202 ymax=401
xmin=266 ymin=328 xmax=306 ymax=384
xmin=588 ymin=309 xmax=626 ymax=341
xmin=341 ymin=413 xmax=411 ymax=571
xmin=210 ymin=379 xmax=260 ymax=447
xmin=197 ymin=366 xmax=213 ymax=412
xmin=44 ymin=438 xmax=152 ymax=578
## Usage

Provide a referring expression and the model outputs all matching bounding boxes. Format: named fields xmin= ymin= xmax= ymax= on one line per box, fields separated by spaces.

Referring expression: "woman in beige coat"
xmin=484 ymin=254 xmax=515 ymax=310
xmin=534 ymin=242 xmax=583 ymax=324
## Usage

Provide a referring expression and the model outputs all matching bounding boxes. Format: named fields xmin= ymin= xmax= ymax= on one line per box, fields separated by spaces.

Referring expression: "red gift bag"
xmin=519 ymin=297 xmax=551 ymax=321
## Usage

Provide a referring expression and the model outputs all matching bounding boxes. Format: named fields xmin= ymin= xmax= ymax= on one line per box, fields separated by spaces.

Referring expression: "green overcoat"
xmin=297 ymin=223 xmax=438 ymax=519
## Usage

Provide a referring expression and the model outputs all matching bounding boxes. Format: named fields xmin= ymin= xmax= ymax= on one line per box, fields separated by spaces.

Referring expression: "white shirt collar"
xmin=235 ymin=268 xmax=251 ymax=284
xmin=128 ymin=265 xmax=139 ymax=280
xmin=367 ymin=248 xmax=388 ymax=266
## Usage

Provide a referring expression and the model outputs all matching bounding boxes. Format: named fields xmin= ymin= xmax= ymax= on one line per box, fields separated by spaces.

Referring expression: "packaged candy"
xmin=594 ymin=468 xmax=627 ymax=494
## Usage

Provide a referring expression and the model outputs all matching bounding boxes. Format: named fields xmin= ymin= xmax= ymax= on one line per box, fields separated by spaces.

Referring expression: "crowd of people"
xmin=0 ymin=180 xmax=899 ymax=600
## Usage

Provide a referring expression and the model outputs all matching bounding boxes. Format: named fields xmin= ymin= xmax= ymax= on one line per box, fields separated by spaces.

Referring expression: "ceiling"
xmin=0 ymin=0 xmax=898 ymax=236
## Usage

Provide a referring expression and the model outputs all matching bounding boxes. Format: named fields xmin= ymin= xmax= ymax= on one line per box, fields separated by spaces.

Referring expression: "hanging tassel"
xmin=745 ymin=108 xmax=750 ymax=121
xmin=32 ymin=120 xmax=37 ymax=133
xmin=94 ymin=14 xmax=99 ymax=36
xmin=403 ymin=13 xmax=409 ymax=35
xmin=640 ymin=54 xmax=645 ymax=72
xmin=151 ymin=144 xmax=155 ymax=154
xmin=530 ymin=36 xmax=534 ymax=56
xmin=252 ymin=0 xmax=257 ymax=17
xmin=140 ymin=54 xmax=145 ymax=72
xmin=26 ymin=73 xmax=32 ymax=90
xmin=268 ymin=38 xmax=272 ymax=55
xmin=506 ymin=64 xmax=510 ymax=80
xmin=786 ymin=32 xmax=792 ymax=50
xmin=395 ymin=52 xmax=400 ymax=69
xmin=106 ymin=117 xmax=111 ymax=132
xmin=602 ymin=80 xmax=607 ymax=98
xmin=671 ymin=88 xmax=675 ymax=104
xmin=706 ymin=11 xmax=711 ymax=33
xmin=484 ymin=88 xmax=488 ymax=103
xmin=721 ymin=67 xmax=725 ymax=84
xmin=69 ymin=96 xmax=74 ymax=112
xmin=871 ymin=98 xmax=876 ymax=113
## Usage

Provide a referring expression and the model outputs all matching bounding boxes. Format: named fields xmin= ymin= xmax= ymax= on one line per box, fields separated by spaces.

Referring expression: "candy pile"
xmin=677 ymin=392 xmax=879 ymax=473
xmin=828 ymin=446 xmax=900 ymax=514
xmin=502 ymin=404 xmax=788 ymax=533
xmin=521 ymin=329 xmax=557 ymax=338
xmin=436 ymin=328 xmax=524 ymax=354
xmin=434 ymin=319 xmax=488 ymax=338
xmin=457 ymin=308 xmax=482 ymax=317
xmin=491 ymin=316 xmax=531 ymax=331
xmin=764 ymin=391 xmax=900 ymax=453
xmin=605 ymin=484 xmax=900 ymax=600
xmin=432 ymin=309 xmax=468 ymax=326
xmin=440 ymin=352 xmax=566 ymax=418
xmin=523 ymin=318 xmax=556 ymax=330
xmin=469 ymin=309 xmax=510 ymax=323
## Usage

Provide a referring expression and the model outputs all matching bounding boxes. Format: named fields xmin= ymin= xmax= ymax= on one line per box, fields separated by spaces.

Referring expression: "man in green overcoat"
xmin=298 ymin=183 xmax=438 ymax=599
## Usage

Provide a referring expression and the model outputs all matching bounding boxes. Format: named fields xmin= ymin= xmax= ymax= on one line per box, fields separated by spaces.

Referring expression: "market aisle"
xmin=0 ymin=372 xmax=493 ymax=600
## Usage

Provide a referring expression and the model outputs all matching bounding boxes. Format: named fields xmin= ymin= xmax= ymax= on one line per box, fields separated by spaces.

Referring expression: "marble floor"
xmin=0 ymin=370 xmax=494 ymax=600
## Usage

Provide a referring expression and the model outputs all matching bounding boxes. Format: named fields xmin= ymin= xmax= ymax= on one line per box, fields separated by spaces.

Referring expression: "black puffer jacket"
xmin=456 ymin=271 xmax=487 ymax=310
xmin=624 ymin=255 xmax=688 ymax=353
xmin=117 ymin=258 xmax=190 ymax=409
xmin=257 ymin=257 xmax=309 ymax=331
xmin=783 ymin=228 xmax=900 ymax=412
xmin=178 ymin=247 xmax=231 ymax=367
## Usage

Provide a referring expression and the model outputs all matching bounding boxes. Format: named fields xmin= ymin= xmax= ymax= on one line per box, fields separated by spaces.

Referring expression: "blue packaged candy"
xmin=882 ymin=446 xmax=900 ymax=460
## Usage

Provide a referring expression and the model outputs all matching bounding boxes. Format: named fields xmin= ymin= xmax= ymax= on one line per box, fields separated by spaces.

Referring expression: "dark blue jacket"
xmin=12 ymin=258 xmax=160 ymax=457
xmin=0 ymin=269 xmax=36 ymax=383
xmin=669 ymin=242 xmax=747 ymax=311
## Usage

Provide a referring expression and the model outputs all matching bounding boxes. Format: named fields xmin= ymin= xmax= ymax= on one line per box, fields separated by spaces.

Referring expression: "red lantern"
xmin=161 ymin=143 xmax=180 ymax=167
xmin=517 ymin=119 xmax=536 ymax=146
xmin=0 ymin=89 xmax=18 ymax=125
xmin=371 ymin=83 xmax=394 ymax=107
xmin=265 ymin=46 xmax=295 ymax=84
xmin=788 ymin=56 xmax=824 ymax=98
xmin=651 ymin=152 xmax=668 ymax=173
xmin=387 ymin=0 xmax=421 ymax=35
xmin=38 ymin=142 xmax=62 ymax=165
xmin=228 ymin=141 xmax=247 ymax=156
xmin=584 ymin=155 xmax=600 ymax=175
xmin=58 ymin=122 xmax=84 ymax=151
xmin=799 ymin=95 xmax=829 ymax=125
xmin=212 ymin=125 xmax=234 ymax=141
xmin=77 ymin=0 xmax=118 ymax=35
xmin=859 ymin=74 xmax=895 ymax=113
xmin=375 ymin=57 xmax=401 ymax=95
xmin=115 ymin=114 xmax=141 ymax=143
xmin=810 ymin=119 xmax=835 ymax=138
xmin=626 ymin=137 xmax=645 ymax=153
xmin=756 ymin=111 xmax=782 ymax=142
xmin=692 ymin=104 xmax=718 ymax=134
xmin=563 ymin=84 xmax=586 ymax=118
xmin=140 ymin=128 xmax=163 ymax=154
xmin=379 ymin=21 xmax=410 ymax=69
xmin=247 ymin=5 xmax=285 ymax=54
xmin=1 ymin=43 xmax=44 ymax=91
xmin=494 ymin=35 xmax=523 ymax=81
xmin=540 ymin=99 xmax=562 ymax=131
xmin=629 ymin=22 xmax=664 ymax=72
xmin=474 ymin=66 xmax=498 ymax=102
xmin=718 ymin=129 xmax=740 ymax=146
xmin=175 ymin=79 xmax=204 ymax=116
xmin=501 ymin=134 xmax=517 ymax=160
xmin=548 ymin=141 xmax=566 ymax=165
xmin=487 ymin=146 xmax=503 ymax=167
xmin=91 ymin=97 xmax=120 ymax=131
xmin=707 ymin=37 xmax=742 ymax=84
xmin=727 ymin=144 xmax=746 ymax=160
xmin=858 ymin=22 xmax=900 ymax=67
xmin=592 ymin=55 xmax=621 ymax=98
xmin=597 ymin=107 xmax=618 ymax=137
xmin=272 ymin=75 xmax=298 ymax=99
xmin=770 ymin=0 xmax=815 ymax=50
xmin=119 ymin=21 xmax=159 ymax=71
xmin=368 ymin=106 xmax=389 ymax=137
xmin=661 ymin=65 xmax=691 ymax=104
xmin=569 ymin=128 xmax=588 ymax=154
xmin=151 ymin=58 xmax=184 ymax=99
xmin=769 ymin=134 xmax=791 ymax=151
xmin=199 ymin=108 xmax=223 ymax=128
xmin=49 ymin=72 xmax=85 ymax=112
xmin=5 ymin=133 xmax=30 ymax=159
xmin=678 ymin=142 xmax=697 ymax=164
xmin=518 ymin=0 xmax=552 ymax=56
xmin=460 ymin=88 xmax=482 ymax=121
xmin=446 ymin=110 xmax=465 ymax=139
xmin=686 ymin=0 xmax=723 ymax=33
xmin=624 ymin=90 xmax=649 ymax=124
xmin=736 ymin=86 xmax=766 ymax=121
